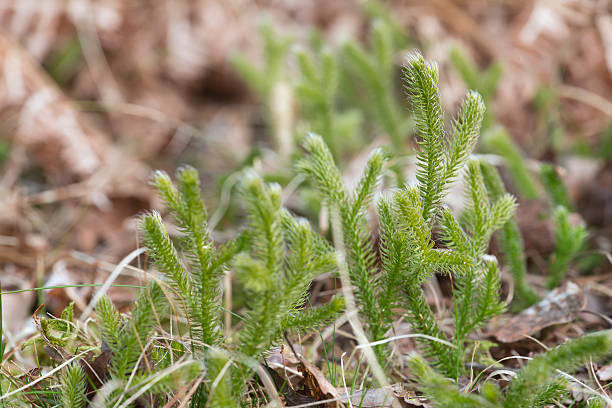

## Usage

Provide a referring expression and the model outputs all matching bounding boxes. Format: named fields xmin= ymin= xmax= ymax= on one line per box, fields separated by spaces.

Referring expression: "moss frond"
xmin=408 ymin=354 xmax=498 ymax=408
xmin=59 ymin=361 xmax=87 ymax=408
xmin=479 ymin=160 xmax=539 ymax=309
xmin=503 ymin=330 xmax=612 ymax=408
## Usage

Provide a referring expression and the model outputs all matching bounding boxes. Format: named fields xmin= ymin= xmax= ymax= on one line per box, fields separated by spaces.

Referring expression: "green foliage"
xmin=587 ymin=396 xmax=608 ymax=408
xmin=31 ymin=282 xmax=200 ymax=407
xmin=597 ymin=121 xmax=612 ymax=159
xmin=232 ymin=24 xmax=294 ymax=157
xmin=389 ymin=183 xmax=470 ymax=375
xmin=232 ymin=24 xmax=291 ymax=100
xmin=206 ymin=349 xmax=240 ymax=408
xmin=438 ymin=161 xmax=513 ymax=376
xmin=503 ymin=330 xmax=612 ymax=408
xmin=539 ymin=161 xmax=593 ymax=284
xmin=362 ymin=1 xmax=411 ymax=49
xmin=408 ymin=354 xmax=499 ymax=408
xmin=533 ymin=84 xmax=565 ymax=152
xmin=299 ymin=52 xmax=510 ymax=379
xmin=449 ymin=47 xmax=502 ymax=130
xmin=142 ymin=166 xmax=344 ymax=405
xmin=95 ymin=295 xmax=122 ymax=350
xmin=236 ymin=172 xmax=343 ymax=362
xmin=539 ymin=163 xmax=572 ymax=209
xmin=482 ymin=127 xmax=540 ymax=200
xmin=404 ymin=53 xmax=485 ymax=222
xmin=376 ymin=195 xmax=411 ymax=337
xmin=40 ymin=302 xmax=78 ymax=347
xmin=342 ymin=19 xmax=409 ymax=152
xmin=45 ymin=37 xmax=83 ymax=86
xmin=298 ymin=134 xmax=390 ymax=362
xmin=402 ymin=53 xmax=507 ymax=377
xmin=232 ymin=8 xmax=414 ymax=184
xmin=295 ymin=47 xmax=362 ymax=160
xmin=531 ymin=380 xmax=569 ymax=408
xmin=142 ymin=166 xmax=230 ymax=350
xmin=0 ymin=140 xmax=11 ymax=167
xmin=410 ymin=332 xmax=612 ymax=408
xmin=547 ymin=205 xmax=587 ymax=289
xmin=96 ymin=283 xmax=167 ymax=382
xmin=480 ymin=161 xmax=540 ymax=309
xmin=59 ymin=362 xmax=87 ymax=408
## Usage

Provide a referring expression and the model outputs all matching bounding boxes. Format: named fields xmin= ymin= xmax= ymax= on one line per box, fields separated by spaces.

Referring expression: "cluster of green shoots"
xmin=141 ymin=166 xmax=345 ymax=407
xmin=233 ymin=3 xmax=593 ymax=312
xmin=232 ymin=1 xmax=412 ymax=180
xmin=1 ymin=44 xmax=609 ymax=408
xmin=450 ymin=48 xmax=593 ymax=308
xmin=297 ymin=54 xmax=611 ymax=408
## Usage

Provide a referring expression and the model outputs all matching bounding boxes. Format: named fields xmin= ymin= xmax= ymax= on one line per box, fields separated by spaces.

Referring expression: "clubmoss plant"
xmin=408 ymin=353 xmax=500 ymax=408
xmin=533 ymin=84 xmax=565 ymax=152
xmin=362 ymin=1 xmax=412 ymax=50
xmin=141 ymin=166 xmax=245 ymax=352
xmin=234 ymin=171 xmax=344 ymax=360
xmin=232 ymin=24 xmax=291 ymax=102
xmin=58 ymin=361 xmax=87 ymax=408
xmin=205 ymin=349 xmax=239 ymax=408
xmin=402 ymin=53 xmax=513 ymax=377
xmin=232 ymin=7 xmax=413 ymax=190
xmin=297 ymin=134 xmax=390 ymax=364
xmin=450 ymin=49 xmax=540 ymax=201
xmin=539 ymin=164 xmax=588 ymax=289
xmin=95 ymin=284 xmax=166 ymax=384
xmin=10 ymin=284 xmax=200 ymax=408
xmin=295 ymin=46 xmax=362 ymax=160
xmin=408 ymin=329 xmax=612 ymax=408
xmin=449 ymin=47 xmax=502 ymax=130
xmin=5 ymin=165 xmax=343 ymax=407
xmin=539 ymin=163 xmax=573 ymax=209
xmin=597 ymin=121 xmax=612 ymax=159
xmin=342 ymin=19 xmax=410 ymax=154
xmin=141 ymin=166 xmax=344 ymax=406
xmin=480 ymin=161 xmax=540 ymax=309
xmin=482 ymin=127 xmax=540 ymax=200
xmin=93 ymin=283 xmax=201 ymax=406
xmin=232 ymin=24 xmax=294 ymax=158
xmin=299 ymin=52 xmax=514 ymax=379
xmin=546 ymin=205 xmax=587 ymax=289
xmin=588 ymin=396 xmax=609 ymax=408
xmin=503 ymin=330 xmax=612 ymax=407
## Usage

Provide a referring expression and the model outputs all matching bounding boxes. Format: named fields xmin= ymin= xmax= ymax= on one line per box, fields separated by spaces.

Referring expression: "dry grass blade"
xmin=329 ymin=206 xmax=401 ymax=408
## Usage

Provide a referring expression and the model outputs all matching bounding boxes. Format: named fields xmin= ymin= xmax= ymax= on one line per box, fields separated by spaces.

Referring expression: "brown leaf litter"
xmin=494 ymin=281 xmax=586 ymax=343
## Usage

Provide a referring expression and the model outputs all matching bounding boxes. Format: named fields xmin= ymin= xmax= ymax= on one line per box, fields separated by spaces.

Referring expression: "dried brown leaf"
xmin=494 ymin=281 xmax=586 ymax=343
xmin=298 ymin=355 xmax=342 ymax=407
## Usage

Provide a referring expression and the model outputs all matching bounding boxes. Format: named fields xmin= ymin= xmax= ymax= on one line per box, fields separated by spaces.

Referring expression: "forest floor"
xmin=1 ymin=1 xmax=612 ymax=406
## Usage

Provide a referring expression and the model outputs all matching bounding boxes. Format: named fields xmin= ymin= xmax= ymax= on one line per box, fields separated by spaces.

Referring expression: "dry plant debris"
xmin=494 ymin=281 xmax=587 ymax=344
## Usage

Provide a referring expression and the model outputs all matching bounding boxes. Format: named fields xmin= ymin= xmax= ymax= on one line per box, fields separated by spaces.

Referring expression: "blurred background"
xmin=0 ymin=0 xmax=611 ymax=342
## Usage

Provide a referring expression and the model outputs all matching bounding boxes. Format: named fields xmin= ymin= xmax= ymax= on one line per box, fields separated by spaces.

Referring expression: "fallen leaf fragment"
xmin=297 ymin=355 xmax=342 ymax=407
xmin=495 ymin=282 xmax=586 ymax=343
